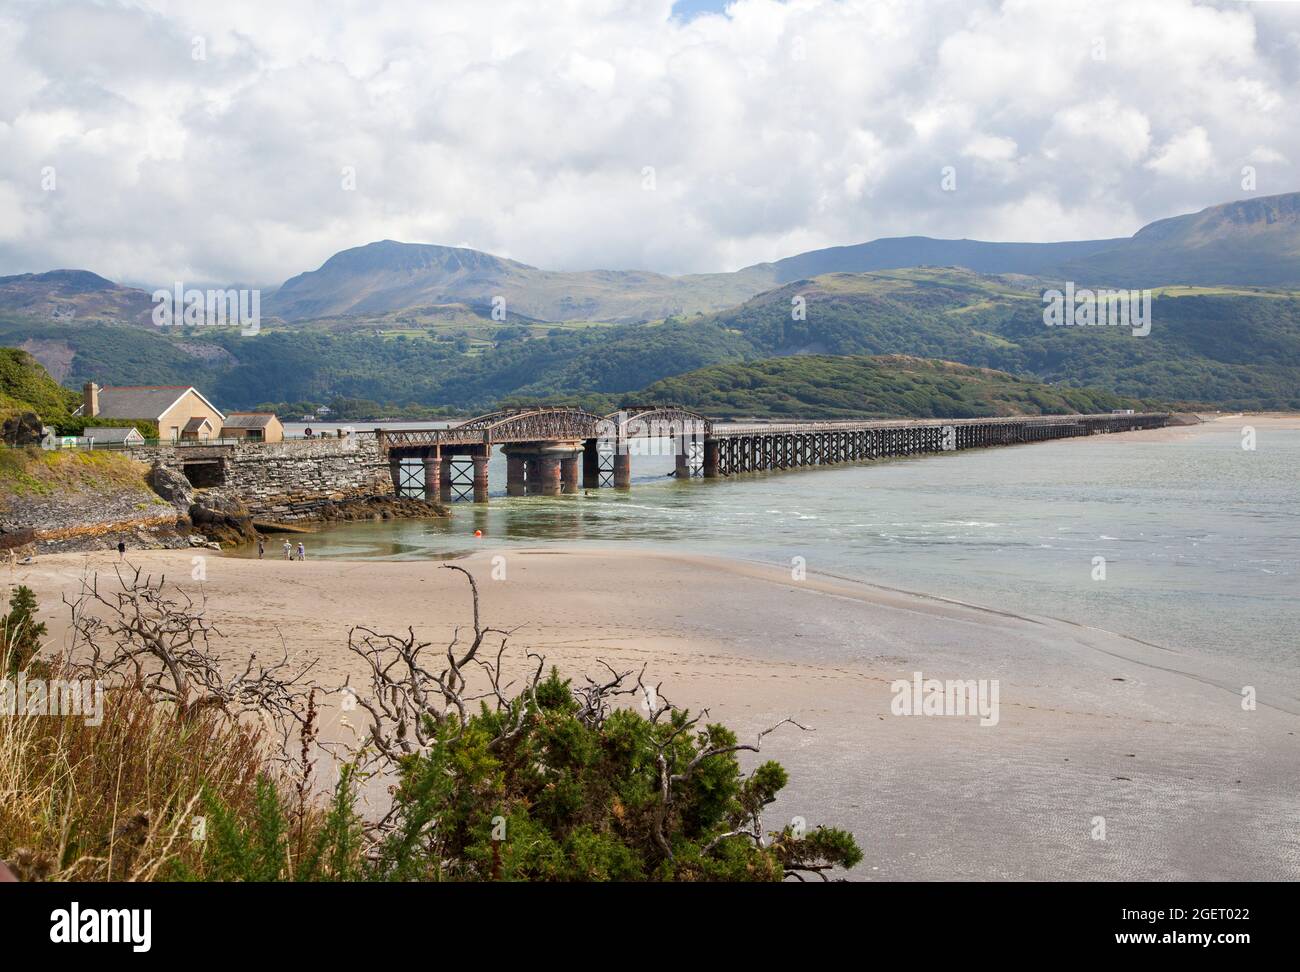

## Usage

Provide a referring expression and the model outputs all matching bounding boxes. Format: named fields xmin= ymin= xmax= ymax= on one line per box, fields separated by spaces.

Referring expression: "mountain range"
xmin=2 ymin=191 xmax=1299 ymax=414
xmin=4 ymin=191 xmax=1300 ymax=327
xmin=264 ymin=191 xmax=1300 ymax=322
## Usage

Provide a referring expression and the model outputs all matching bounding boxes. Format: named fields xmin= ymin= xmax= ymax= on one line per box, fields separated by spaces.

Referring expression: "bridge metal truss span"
xmin=711 ymin=412 xmax=1169 ymax=477
xmin=376 ymin=404 xmax=712 ymax=457
xmin=608 ymin=405 xmax=713 ymax=442
xmin=377 ymin=407 xmax=607 ymax=453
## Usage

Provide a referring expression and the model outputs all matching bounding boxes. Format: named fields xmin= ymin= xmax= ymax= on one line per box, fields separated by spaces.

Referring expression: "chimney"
xmin=83 ymin=381 xmax=100 ymax=418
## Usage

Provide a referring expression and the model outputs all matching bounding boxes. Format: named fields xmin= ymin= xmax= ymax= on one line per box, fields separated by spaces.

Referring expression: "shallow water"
xmin=239 ymin=421 xmax=1299 ymax=673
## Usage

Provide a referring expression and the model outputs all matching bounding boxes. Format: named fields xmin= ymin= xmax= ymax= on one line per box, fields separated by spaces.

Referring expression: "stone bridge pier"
xmin=502 ymin=442 xmax=582 ymax=496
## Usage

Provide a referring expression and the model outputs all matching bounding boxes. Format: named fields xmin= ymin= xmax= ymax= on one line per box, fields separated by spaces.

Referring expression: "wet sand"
xmin=16 ymin=540 xmax=1299 ymax=881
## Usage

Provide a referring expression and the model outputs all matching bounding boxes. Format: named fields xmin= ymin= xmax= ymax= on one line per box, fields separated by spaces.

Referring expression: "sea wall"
xmin=138 ymin=433 xmax=395 ymax=521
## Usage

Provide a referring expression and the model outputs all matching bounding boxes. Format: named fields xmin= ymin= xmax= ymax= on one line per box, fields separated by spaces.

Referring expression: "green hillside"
xmin=0 ymin=347 xmax=78 ymax=425
xmin=638 ymin=355 xmax=1144 ymax=419
xmin=699 ymin=270 xmax=1300 ymax=410
xmin=5 ymin=263 xmax=1300 ymax=413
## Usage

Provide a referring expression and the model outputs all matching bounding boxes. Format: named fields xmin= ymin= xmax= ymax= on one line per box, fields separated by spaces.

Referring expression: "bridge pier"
xmin=439 ymin=457 xmax=453 ymax=502
xmin=613 ymin=450 xmax=631 ymax=489
xmin=423 ymin=450 xmax=439 ymax=502
xmin=472 ymin=450 xmax=490 ymax=503
xmin=538 ymin=456 xmax=562 ymax=495
xmin=506 ymin=455 xmax=526 ymax=496
xmin=502 ymin=442 xmax=582 ymax=497
xmin=704 ymin=439 xmax=719 ymax=478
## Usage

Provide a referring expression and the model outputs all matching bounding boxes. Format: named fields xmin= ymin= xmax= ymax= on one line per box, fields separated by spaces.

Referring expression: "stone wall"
xmin=139 ymin=433 xmax=394 ymax=522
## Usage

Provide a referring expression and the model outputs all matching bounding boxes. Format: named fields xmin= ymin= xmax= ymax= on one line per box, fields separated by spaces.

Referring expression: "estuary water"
xmin=262 ymin=418 xmax=1299 ymax=675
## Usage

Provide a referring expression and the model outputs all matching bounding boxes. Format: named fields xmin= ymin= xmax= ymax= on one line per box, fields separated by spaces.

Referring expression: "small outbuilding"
xmin=84 ymin=426 xmax=145 ymax=447
xmin=221 ymin=412 xmax=284 ymax=443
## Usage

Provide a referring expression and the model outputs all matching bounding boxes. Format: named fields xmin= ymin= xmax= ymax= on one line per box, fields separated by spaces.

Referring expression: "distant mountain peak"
xmin=314 ymin=240 xmax=534 ymax=275
xmin=0 ymin=269 xmax=119 ymax=293
xmin=0 ymin=268 xmax=153 ymax=325
xmin=1134 ymin=191 xmax=1300 ymax=243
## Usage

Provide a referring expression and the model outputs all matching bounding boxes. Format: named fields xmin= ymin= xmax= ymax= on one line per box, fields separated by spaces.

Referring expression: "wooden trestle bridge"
xmin=375 ymin=407 xmax=1172 ymax=502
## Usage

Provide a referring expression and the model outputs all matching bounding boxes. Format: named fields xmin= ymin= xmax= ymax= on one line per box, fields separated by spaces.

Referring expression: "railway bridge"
xmin=375 ymin=407 xmax=1171 ymax=502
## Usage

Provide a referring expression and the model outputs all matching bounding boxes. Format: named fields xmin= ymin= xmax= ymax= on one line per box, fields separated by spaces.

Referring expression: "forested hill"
xmin=3 ymin=265 xmax=1299 ymax=413
xmin=636 ymin=355 xmax=1145 ymax=420
xmin=0 ymin=347 xmax=77 ymax=426
xmin=696 ymin=270 xmax=1300 ymax=410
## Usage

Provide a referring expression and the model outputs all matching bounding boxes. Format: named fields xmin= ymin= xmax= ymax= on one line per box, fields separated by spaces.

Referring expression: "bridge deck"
xmin=376 ymin=410 xmax=1169 ymax=450
xmin=710 ymin=412 xmax=1167 ymax=437
xmin=378 ymin=407 xmax=1172 ymax=500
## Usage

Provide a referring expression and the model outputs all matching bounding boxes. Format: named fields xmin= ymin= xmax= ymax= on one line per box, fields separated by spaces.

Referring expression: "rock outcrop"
xmin=187 ymin=493 xmax=258 ymax=546
xmin=147 ymin=461 xmax=195 ymax=511
xmin=1 ymin=411 xmax=43 ymax=446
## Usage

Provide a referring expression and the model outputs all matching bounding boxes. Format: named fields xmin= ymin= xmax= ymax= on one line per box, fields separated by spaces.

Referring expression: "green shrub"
xmin=367 ymin=669 xmax=862 ymax=882
xmin=1 ymin=585 xmax=46 ymax=675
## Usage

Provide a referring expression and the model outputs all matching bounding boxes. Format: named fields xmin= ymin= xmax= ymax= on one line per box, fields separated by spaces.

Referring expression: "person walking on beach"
xmin=296 ymin=542 xmax=306 ymax=561
xmin=257 ymin=536 xmax=265 ymax=559
xmin=283 ymin=540 xmax=292 ymax=560
xmin=117 ymin=540 xmax=126 ymax=561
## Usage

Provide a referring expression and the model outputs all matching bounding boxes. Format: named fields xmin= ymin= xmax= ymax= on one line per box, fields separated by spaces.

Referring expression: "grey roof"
xmin=84 ymin=426 xmax=143 ymax=443
xmin=182 ymin=416 xmax=214 ymax=434
xmin=223 ymin=412 xmax=279 ymax=428
xmin=87 ymin=386 xmax=198 ymax=421
xmin=92 ymin=386 xmax=186 ymax=419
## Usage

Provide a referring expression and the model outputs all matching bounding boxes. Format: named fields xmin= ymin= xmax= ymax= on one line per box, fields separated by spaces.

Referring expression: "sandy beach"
xmin=15 ymin=533 xmax=1299 ymax=881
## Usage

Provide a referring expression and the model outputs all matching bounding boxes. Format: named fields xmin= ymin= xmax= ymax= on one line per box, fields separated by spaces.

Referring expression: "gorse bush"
xmin=365 ymin=669 xmax=862 ymax=881
xmin=167 ymin=769 xmax=364 ymax=882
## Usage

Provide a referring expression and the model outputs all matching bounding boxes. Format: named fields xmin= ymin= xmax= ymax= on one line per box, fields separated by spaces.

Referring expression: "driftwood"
xmin=64 ymin=563 xmax=315 ymax=752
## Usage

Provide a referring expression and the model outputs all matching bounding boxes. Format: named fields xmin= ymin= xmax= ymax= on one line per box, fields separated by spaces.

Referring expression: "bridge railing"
xmin=376 ymin=411 xmax=1170 ymax=451
xmin=714 ymin=413 xmax=1167 ymax=437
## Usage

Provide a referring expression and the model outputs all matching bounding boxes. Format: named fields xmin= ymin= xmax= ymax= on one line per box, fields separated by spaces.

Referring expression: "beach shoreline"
xmin=14 ymin=541 xmax=1299 ymax=881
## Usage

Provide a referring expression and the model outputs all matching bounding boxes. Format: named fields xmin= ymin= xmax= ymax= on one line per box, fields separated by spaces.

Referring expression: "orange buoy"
xmin=474 ymin=529 xmax=482 ymax=538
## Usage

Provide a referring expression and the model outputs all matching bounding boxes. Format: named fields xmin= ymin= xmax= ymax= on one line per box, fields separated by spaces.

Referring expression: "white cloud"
xmin=0 ymin=0 xmax=1297 ymax=286
xmin=1147 ymin=126 xmax=1216 ymax=180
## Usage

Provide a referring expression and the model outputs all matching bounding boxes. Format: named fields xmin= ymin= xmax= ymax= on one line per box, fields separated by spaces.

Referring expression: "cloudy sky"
xmin=1 ymin=0 xmax=1298 ymax=287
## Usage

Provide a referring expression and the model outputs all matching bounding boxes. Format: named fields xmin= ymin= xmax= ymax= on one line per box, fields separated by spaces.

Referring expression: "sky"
xmin=1 ymin=0 xmax=1299 ymax=287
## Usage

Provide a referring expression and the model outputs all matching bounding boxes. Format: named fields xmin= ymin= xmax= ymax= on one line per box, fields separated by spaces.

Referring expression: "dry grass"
xmin=0 ymin=447 xmax=156 ymax=499
xmin=0 ymin=641 xmax=270 ymax=880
